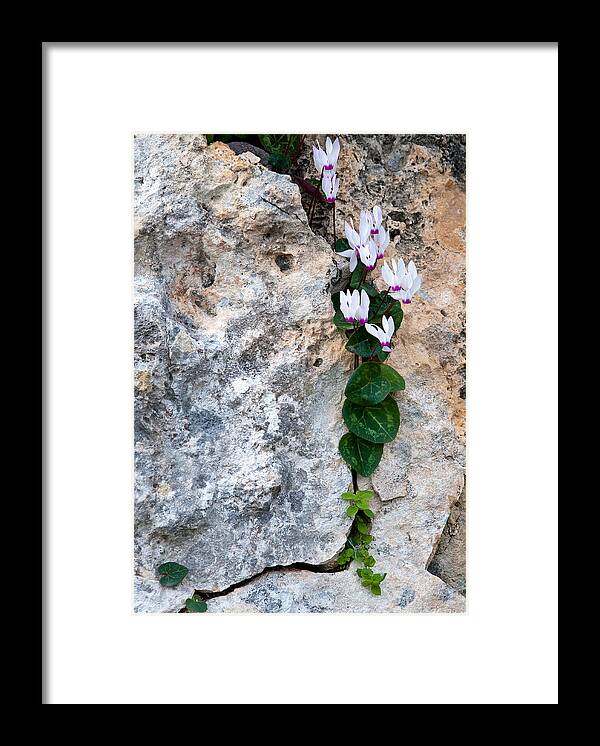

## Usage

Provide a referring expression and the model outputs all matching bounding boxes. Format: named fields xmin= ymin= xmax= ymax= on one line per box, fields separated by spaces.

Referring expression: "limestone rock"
xmin=207 ymin=562 xmax=464 ymax=613
xmin=134 ymin=135 xmax=351 ymax=609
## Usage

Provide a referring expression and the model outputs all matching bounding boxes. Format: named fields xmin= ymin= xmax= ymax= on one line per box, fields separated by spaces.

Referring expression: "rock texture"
xmin=428 ymin=486 xmax=467 ymax=594
xmin=134 ymin=135 xmax=352 ymax=611
xmin=207 ymin=563 xmax=464 ymax=613
xmin=134 ymin=134 xmax=466 ymax=613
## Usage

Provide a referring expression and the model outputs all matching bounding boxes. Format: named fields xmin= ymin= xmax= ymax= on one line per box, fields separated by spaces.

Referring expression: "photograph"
xmin=45 ymin=42 xmax=557 ymax=704
xmin=134 ymin=133 xmax=466 ymax=613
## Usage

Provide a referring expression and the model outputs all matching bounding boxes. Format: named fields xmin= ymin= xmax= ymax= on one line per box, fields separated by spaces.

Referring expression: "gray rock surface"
xmin=207 ymin=563 xmax=464 ymax=613
xmin=428 ymin=487 xmax=467 ymax=594
xmin=134 ymin=134 xmax=466 ymax=613
xmin=134 ymin=135 xmax=351 ymax=609
xmin=226 ymin=141 xmax=271 ymax=166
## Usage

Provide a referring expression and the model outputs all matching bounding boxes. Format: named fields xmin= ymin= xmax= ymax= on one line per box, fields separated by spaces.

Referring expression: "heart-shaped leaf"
xmin=345 ymin=362 xmax=391 ymax=405
xmin=342 ymin=395 xmax=400 ymax=444
xmin=185 ymin=596 xmax=208 ymax=613
xmin=157 ymin=562 xmax=188 ymax=587
xmin=345 ymin=326 xmax=380 ymax=358
xmin=371 ymin=298 xmax=404 ymax=329
xmin=335 ymin=238 xmax=351 ymax=253
xmin=339 ymin=432 xmax=383 ymax=476
xmin=378 ymin=363 xmax=405 ymax=392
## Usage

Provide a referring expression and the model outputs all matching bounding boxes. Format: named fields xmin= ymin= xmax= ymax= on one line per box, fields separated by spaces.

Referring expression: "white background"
xmin=45 ymin=43 xmax=558 ymax=704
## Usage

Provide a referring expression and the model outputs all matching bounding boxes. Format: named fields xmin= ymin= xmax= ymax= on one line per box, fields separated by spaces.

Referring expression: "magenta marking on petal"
xmin=370 ymin=228 xmax=379 ymax=235
xmin=381 ymin=344 xmax=391 ymax=352
xmin=326 ymin=197 xmax=335 ymax=203
xmin=324 ymin=164 xmax=334 ymax=170
xmin=359 ymin=318 xmax=367 ymax=325
xmin=402 ymin=299 xmax=411 ymax=304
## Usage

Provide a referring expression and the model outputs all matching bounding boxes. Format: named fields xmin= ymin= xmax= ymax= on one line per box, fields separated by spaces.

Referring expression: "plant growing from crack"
xmin=312 ymin=136 xmax=423 ymax=596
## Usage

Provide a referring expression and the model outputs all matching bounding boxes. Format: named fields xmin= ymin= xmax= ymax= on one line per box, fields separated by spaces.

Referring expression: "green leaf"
xmin=356 ymin=490 xmax=374 ymax=501
xmin=359 ymin=282 xmax=379 ymax=298
xmin=335 ymin=238 xmax=351 ymax=254
xmin=157 ymin=562 xmax=189 ymax=587
xmin=349 ymin=263 xmax=364 ymax=289
xmin=338 ymin=433 xmax=383 ymax=477
xmin=372 ymin=573 xmax=387 ymax=584
xmin=185 ymin=597 xmax=208 ymax=613
xmin=361 ymin=534 xmax=373 ymax=545
xmin=341 ymin=491 xmax=356 ymax=501
xmin=388 ymin=301 xmax=404 ymax=328
xmin=342 ymin=395 xmax=400 ymax=444
xmin=337 ymin=548 xmax=354 ymax=565
xmin=363 ymin=509 xmax=375 ymax=519
xmin=356 ymin=517 xmax=370 ymax=535
xmin=371 ymin=298 xmax=404 ymax=330
xmin=378 ymin=364 xmax=405 ymax=391
xmin=363 ymin=554 xmax=376 ymax=568
xmin=345 ymin=362 xmax=391 ymax=405
xmin=259 ymin=134 xmax=299 ymax=156
xmin=357 ymin=568 xmax=373 ymax=579
xmin=346 ymin=504 xmax=359 ymax=518
xmin=370 ymin=584 xmax=382 ymax=596
xmin=345 ymin=326 xmax=380 ymax=358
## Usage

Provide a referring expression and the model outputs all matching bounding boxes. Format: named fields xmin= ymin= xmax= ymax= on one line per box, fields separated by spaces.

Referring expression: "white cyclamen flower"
xmin=337 ymin=245 xmax=359 ymax=272
xmin=357 ymin=289 xmax=370 ymax=325
xmin=368 ymin=206 xmax=383 ymax=236
xmin=322 ymin=170 xmax=339 ymax=204
xmin=340 ymin=289 xmax=359 ymax=322
xmin=374 ymin=226 xmax=389 ymax=260
xmin=381 ymin=257 xmax=407 ymax=292
xmin=385 ymin=259 xmax=422 ymax=304
xmin=365 ymin=314 xmax=395 ymax=352
xmin=339 ymin=289 xmax=370 ymax=324
xmin=343 ymin=210 xmax=377 ymax=270
xmin=358 ymin=239 xmax=378 ymax=271
xmin=313 ymin=136 xmax=340 ymax=174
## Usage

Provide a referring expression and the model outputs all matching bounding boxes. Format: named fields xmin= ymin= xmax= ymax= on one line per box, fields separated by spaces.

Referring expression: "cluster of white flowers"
xmin=338 ymin=208 xmax=390 ymax=272
xmin=340 ymin=288 xmax=370 ymax=325
xmin=313 ymin=137 xmax=340 ymax=203
xmin=382 ymin=257 xmax=422 ymax=305
xmin=314 ymin=136 xmax=423 ymax=353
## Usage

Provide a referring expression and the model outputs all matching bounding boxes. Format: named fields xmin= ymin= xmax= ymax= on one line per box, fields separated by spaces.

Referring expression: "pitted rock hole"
xmin=275 ymin=254 xmax=292 ymax=272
